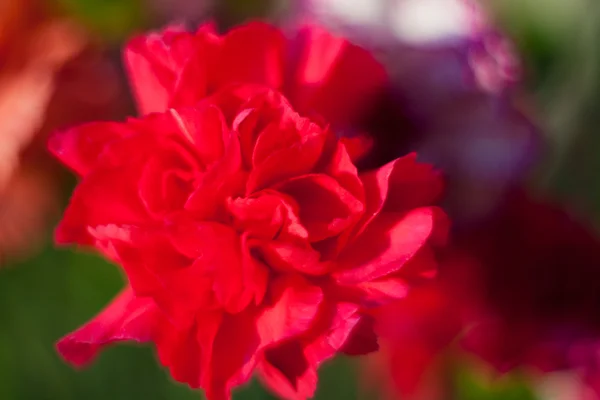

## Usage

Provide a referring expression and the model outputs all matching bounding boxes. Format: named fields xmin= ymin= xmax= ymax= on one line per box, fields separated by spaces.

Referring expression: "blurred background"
xmin=0 ymin=0 xmax=599 ymax=399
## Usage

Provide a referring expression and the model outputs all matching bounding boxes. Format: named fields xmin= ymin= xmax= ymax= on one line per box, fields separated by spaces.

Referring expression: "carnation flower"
xmin=52 ymin=21 xmax=447 ymax=400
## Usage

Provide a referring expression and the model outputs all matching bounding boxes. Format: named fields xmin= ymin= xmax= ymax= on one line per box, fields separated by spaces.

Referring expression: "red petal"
xmin=259 ymin=301 xmax=362 ymax=399
xmin=381 ymin=154 xmax=444 ymax=213
xmin=185 ymin=134 xmax=246 ymax=219
xmin=340 ymin=314 xmax=379 ymax=355
xmin=48 ymin=122 xmax=134 ymax=176
xmin=56 ymin=287 xmax=162 ymax=367
xmin=168 ymin=105 xmax=227 ymax=165
xmin=259 ymin=341 xmax=317 ymax=400
xmin=205 ymin=310 xmax=261 ymax=399
xmin=354 ymin=157 xmax=402 ymax=238
xmin=355 ymin=154 xmax=442 ymax=238
xmin=55 ymin=167 xmax=148 ymax=245
xmin=84 ymin=112 xmax=202 ymax=171
xmin=228 ymin=190 xmax=308 ymax=241
xmin=353 ymin=278 xmax=412 ymax=306
xmin=158 ymin=232 xmax=267 ymax=319
xmin=340 ymin=133 xmax=374 ymax=164
xmin=215 ymin=22 xmax=285 ymax=91
xmin=124 ymin=26 xmax=198 ymax=114
xmin=169 ymin=221 xmax=248 ymax=314
xmin=278 ymin=174 xmax=364 ymax=242
xmin=156 ymin=311 xmax=222 ymax=389
xmin=290 ymin=25 xmax=387 ymax=126
xmin=157 ymin=260 xmax=218 ymax=325
xmin=241 ymin=234 xmax=270 ymax=306
xmin=157 ymin=320 xmax=204 ymax=388
xmin=303 ymin=301 xmax=362 ymax=360
xmin=89 ymin=225 xmax=192 ymax=298
xmin=250 ymin=102 xmax=316 ymax=167
xmin=169 ymin=32 xmax=217 ymax=108
xmin=256 ymin=275 xmax=324 ymax=345
xmin=322 ymin=141 xmax=364 ymax=202
xmin=260 ymin=240 xmax=332 ymax=276
xmin=246 ymin=130 xmax=329 ymax=193
xmin=334 ymin=207 xmax=447 ymax=284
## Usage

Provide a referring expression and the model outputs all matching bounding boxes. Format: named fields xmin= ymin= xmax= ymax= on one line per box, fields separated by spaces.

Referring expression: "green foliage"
xmin=454 ymin=361 xmax=539 ymax=400
xmin=53 ymin=0 xmax=147 ymax=42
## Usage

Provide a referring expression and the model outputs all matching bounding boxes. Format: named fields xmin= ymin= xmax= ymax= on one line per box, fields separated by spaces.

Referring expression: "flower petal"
xmin=56 ymin=287 xmax=163 ymax=367
xmin=334 ymin=207 xmax=448 ymax=284
xmin=257 ymin=275 xmax=324 ymax=345
xmin=48 ymin=121 xmax=134 ymax=176
xmin=290 ymin=25 xmax=387 ymax=126
xmin=246 ymin=130 xmax=329 ymax=193
xmin=278 ymin=174 xmax=364 ymax=242
xmin=259 ymin=340 xmax=317 ymax=400
xmin=215 ymin=22 xmax=285 ymax=91
xmin=228 ymin=190 xmax=308 ymax=241
xmin=185 ymin=133 xmax=246 ymax=219
xmin=55 ymin=167 xmax=148 ymax=245
xmin=157 ymin=311 xmax=222 ymax=389
xmin=353 ymin=278 xmax=412 ymax=306
xmin=355 ymin=154 xmax=442 ymax=237
xmin=259 ymin=301 xmax=362 ymax=399
xmin=169 ymin=221 xmax=247 ymax=314
xmin=169 ymin=29 xmax=217 ymax=109
xmin=340 ymin=314 xmax=379 ymax=355
xmin=204 ymin=311 xmax=259 ymax=399
xmin=168 ymin=105 xmax=227 ymax=165
xmin=322 ymin=141 xmax=364 ymax=202
xmin=260 ymin=240 xmax=332 ymax=276
xmin=381 ymin=154 xmax=444 ymax=213
xmin=124 ymin=26 xmax=199 ymax=114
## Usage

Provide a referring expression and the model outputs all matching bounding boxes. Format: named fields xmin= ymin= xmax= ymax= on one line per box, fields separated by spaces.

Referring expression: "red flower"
xmin=458 ymin=191 xmax=600 ymax=375
xmin=371 ymin=190 xmax=600 ymax=398
xmin=51 ymin=22 xmax=447 ymax=400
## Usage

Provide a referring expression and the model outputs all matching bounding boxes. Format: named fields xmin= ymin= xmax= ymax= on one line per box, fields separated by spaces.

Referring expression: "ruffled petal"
xmin=228 ymin=190 xmax=308 ymax=241
xmin=56 ymin=287 xmax=163 ymax=367
xmin=157 ymin=311 xmax=222 ymax=389
xmin=259 ymin=301 xmax=362 ymax=400
xmin=259 ymin=340 xmax=317 ymax=400
xmin=246 ymin=127 xmax=329 ymax=193
xmin=168 ymin=105 xmax=228 ymax=165
xmin=355 ymin=153 xmax=443 ymax=237
xmin=55 ymin=167 xmax=148 ymax=245
xmin=124 ymin=25 xmax=200 ymax=114
xmin=215 ymin=22 xmax=285 ymax=91
xmin=278 ymin=174 xmax=364 ymax=242
xmin=169 ymin=221 xmax=247 ymax=314
xmin=260 ymin=240 xmax=332 ymax=276
xmin=256 ymin=275 xmax=324 ymax=344
xmin=185 ymin=133 xmax=246 ymax=220
xmin=289 ymin=25 xmax=387 ymax=126
xmin=48 ymin=121 xmax=135 ymax=176
xmin=334 ymin=207 xmax=448 ymax=284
